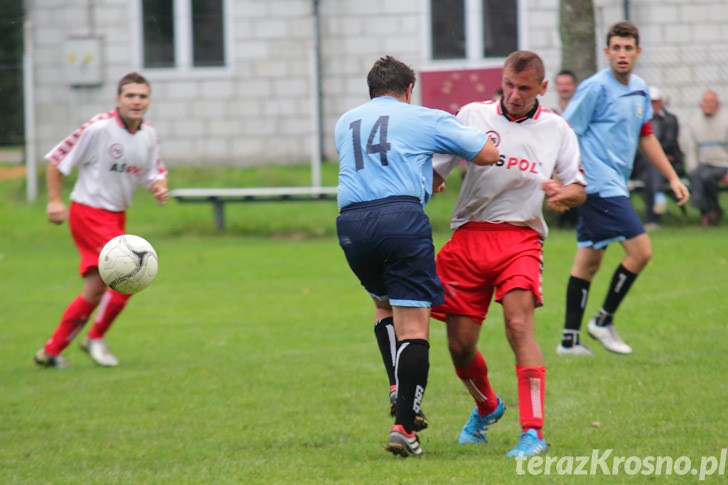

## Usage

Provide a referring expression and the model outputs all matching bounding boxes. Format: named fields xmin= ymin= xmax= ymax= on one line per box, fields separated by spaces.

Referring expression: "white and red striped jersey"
xmin=46 ymin=109 xmax=167 ymax=212
xmin=433 ymin=100 xmax=585 ymax=238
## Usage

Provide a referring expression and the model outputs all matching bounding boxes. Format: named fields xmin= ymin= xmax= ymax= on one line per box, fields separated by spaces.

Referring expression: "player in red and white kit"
xmin=34 ymin=72 xmax=168 ymax=369
xmin=431 ymin=51 xmax=586 ymax=457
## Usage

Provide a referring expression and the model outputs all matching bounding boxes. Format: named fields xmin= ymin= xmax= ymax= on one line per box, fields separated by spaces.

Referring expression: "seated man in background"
xmin=685 ymin=89 xmax=728 ymax=227
xmin=631 ymin=87 xmax=684 ymax=230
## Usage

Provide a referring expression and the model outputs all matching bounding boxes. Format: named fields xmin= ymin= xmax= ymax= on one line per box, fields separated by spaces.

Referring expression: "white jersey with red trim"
xmin=46 ymin=110 xmax=167 ymax=212
xmin=433 ymin=100 xmax=585 ymax=238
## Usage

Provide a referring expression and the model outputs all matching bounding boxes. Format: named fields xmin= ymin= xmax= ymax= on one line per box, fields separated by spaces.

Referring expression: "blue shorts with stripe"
xmin=577 ymin=195 xmax=645 ymax=249
xmin=336 ymin=196 xmax=443 ymax=308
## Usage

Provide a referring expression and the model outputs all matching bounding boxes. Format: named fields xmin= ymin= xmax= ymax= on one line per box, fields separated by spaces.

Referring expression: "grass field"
xmin=2 ymin=162 xmax=727 ymax=484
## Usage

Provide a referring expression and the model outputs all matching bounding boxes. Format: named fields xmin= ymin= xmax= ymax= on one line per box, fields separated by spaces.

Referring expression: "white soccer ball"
xmin=98 ymin=234 xmax=159 ymax=294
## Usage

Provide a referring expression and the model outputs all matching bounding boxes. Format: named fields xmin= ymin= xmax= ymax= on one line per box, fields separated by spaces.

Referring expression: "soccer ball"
xmin=98 ymin=234 xmax=159 ymax=294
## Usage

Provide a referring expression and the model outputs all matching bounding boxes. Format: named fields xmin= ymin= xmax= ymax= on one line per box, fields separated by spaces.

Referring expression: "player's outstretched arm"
xmin=667 ymin=177 xmax=690 ymax=206
xmin=150 ymin=180 xmax=169 ymax=205
xmin=638 ymin=134 xmax=690 ymax=206
xmin=470 ymin=138 xmax=499 ymax=166
xmin=46 ymin=163 xmax=67 ymax=225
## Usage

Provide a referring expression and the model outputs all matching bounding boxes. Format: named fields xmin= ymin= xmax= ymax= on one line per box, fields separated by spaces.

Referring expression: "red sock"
xmin=455 ymin=351 xmax=498 ymax=416
xmin=516 ymin=365 xmax=546 ymax=438
xmin=45 ymin=296 xmax=97 ymax=355
xmin=87 ymin=290 xmax=132 ymax=339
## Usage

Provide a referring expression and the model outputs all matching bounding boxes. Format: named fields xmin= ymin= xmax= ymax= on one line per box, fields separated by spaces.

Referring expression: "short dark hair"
xmin=607 ymin=21 xmax=640 ymax=47
xmin=367 ymin=56 xmax=416 ymax=99
xmin=118 ymin=72 xmax=150 ymax=95
xmin=556 ymin=69 xmax=577 ymax=82
xmin=503 ymin=50 xmax=545 ymax=83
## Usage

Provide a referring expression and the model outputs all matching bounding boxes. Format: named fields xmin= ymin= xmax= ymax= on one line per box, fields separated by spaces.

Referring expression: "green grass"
xmin=2 ymin=164 xmax=727 ymax=483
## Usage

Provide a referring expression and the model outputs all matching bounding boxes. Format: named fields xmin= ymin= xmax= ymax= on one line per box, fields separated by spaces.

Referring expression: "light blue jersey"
xmin=564 ymin=68 xmax=652 ymax=197
xmin=335 ymin=96 xmax=488 ymax=209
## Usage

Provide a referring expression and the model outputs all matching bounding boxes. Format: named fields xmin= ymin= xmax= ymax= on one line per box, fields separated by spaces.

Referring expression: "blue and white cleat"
xmin=458 ymin=396 xmax=506 ymax=445
xmin=506 ymin=428 xmax=547 ymax=458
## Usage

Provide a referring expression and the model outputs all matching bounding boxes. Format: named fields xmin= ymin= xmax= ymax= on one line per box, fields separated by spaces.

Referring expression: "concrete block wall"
xmin=588 ymin=0 xmax=728 ymax=159
xmin=27 ymin=0 xmax=728 ymax=167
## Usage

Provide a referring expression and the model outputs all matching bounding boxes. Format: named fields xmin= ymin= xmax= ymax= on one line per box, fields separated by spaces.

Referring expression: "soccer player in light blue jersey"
xmin=557 ymin=21 xmax=689 ymax=357
xmin=335 ymin=55 xmax=498 ymax=457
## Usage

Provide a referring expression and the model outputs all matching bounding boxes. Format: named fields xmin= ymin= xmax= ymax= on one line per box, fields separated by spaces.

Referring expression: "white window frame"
xmin=131 ymin=0 xmax=234 ymax=80
xmin=420 ymin=0 xmax=528 ymax=70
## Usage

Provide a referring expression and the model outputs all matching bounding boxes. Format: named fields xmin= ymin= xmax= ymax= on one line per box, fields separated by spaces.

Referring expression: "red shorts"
xmin=432 ymin=222 xmax=543 ymax=324
xmin=69 ymin=202 xmax=126 ymax=276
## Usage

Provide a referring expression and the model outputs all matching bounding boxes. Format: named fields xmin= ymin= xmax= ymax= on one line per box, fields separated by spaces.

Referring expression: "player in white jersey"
xmin=430 ymin=51 xmax=586 ymax=457
xmin=34 ymin=72 xmax=168 ymax=369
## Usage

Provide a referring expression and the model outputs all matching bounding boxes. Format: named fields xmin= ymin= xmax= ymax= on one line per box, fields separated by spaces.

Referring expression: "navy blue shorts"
xmin=337 ymin=196 xmax=443 ymax=308
xmin=577 ymin=195 xmax=645 ymax=249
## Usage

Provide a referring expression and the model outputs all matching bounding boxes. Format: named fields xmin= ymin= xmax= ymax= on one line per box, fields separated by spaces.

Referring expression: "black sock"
xmin=562 ymin=276 xmax=590 ymax=346
xmin=594 ymin=308 xmax=613 ymax=327
xmin=394 ymin=339 xmax=429 ymax=433
xmin=597 ymin=264 xmax=638 ymax=326
xmin=374 ymin=317 xmax=397 ymax=387
xmin=561 ymin=329 xmax=581 ymax=347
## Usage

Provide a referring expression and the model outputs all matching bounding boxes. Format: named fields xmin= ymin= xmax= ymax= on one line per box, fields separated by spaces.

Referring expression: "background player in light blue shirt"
xmin=565 ymin=65 xmax=652 ymax=198
xmin=335 ymin=55 xmax=498 ymax=457
xmin=557 ymin=21 xmax=689 ymax=357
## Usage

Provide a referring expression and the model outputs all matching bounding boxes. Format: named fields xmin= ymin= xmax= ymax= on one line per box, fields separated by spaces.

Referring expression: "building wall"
xmin=30 ymin=0 xmax=321 ymax=167
xmin=592 ymin=0 xmax=728 ymax=129
xmin=27 ymin=0 xmax=728 ymax=167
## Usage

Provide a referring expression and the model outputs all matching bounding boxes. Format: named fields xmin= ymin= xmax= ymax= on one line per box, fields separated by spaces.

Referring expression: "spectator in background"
xmin=552 ymin=69 xmax=577 ymax=116
xmin=551 ymin=69 xmax=581 ymax=228
xmin=632 ymin=87 xmax=685 ymax=230
xmin=685 ymin=90 xmax=728 ymax=227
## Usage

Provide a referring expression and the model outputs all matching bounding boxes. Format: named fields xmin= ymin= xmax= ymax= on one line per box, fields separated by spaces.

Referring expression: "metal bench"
xmin=171 ymin=186 xmax=338 ymax=231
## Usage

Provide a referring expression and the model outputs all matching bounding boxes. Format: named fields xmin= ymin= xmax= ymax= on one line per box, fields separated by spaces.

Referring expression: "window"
xmin=431 ymin=0 xmax=465 ymax=60
xmin=430 ymin=0 xmax=520 ymax=60
xmin=192 ymin=0 xmax=225 ymax=67
xmin=139 ymin=0 xmax=227 ymax=70
xmin=142 ymin=1 xmax=175 ymax=68
xmin=482 ymin=0 xmax=518 ymax=57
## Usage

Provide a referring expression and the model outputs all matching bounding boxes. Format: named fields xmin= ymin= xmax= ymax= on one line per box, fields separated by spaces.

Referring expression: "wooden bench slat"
xmin=171 ymin=186 xmax=337 ymax=199
xmin=170 ymin=186 xmax=338 ymax=231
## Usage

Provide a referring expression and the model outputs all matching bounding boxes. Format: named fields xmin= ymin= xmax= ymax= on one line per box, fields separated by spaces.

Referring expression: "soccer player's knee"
xmin=448 ymin=339 xmax=475 ymax=365
xmin=505 ymin=318 xmax=532 ymax=343
xmin=584 ymin=259 xmax=602 ymax=276
xmin=641 ymin=248 xmax=653 ymax=266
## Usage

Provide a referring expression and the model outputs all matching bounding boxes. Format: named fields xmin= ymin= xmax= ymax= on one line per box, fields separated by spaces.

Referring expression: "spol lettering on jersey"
xmin=109 ymin=163 xmax=142 ymax=175
xmin=494 ymin=154 xmax=541 ymax=174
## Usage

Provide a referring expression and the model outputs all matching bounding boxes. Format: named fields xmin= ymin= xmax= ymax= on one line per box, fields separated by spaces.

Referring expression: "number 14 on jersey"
xmin=349 ymin=116 xmax=391 ymax=170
